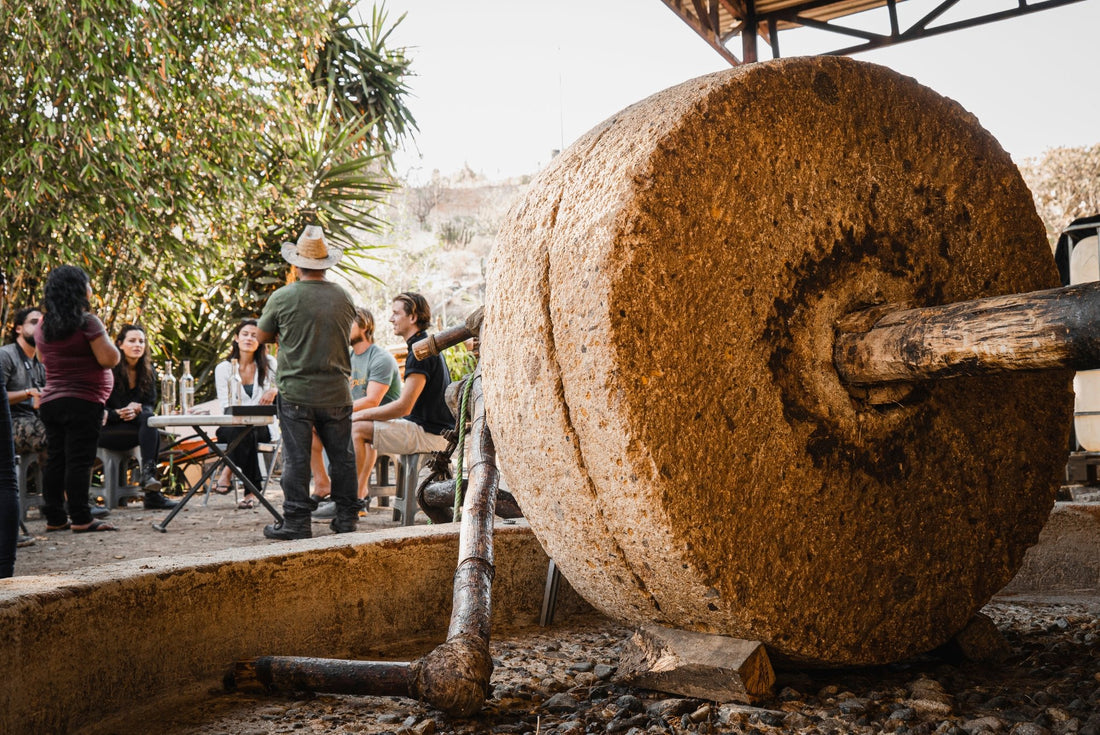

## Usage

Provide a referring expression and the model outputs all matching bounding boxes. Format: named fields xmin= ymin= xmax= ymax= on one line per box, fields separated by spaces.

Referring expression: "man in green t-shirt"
xmin=257 ymin=226 xmax=358 ymax=540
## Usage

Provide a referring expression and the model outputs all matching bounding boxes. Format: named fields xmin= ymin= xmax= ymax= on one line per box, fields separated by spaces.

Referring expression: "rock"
xmin=947 ymin=613 xmax=1012 ymax=664
xmin=961 ymin=716 xmax=1007 ymax=733
xmin=1008 ymin=724 xmax=1050 ymax=735
xmin=614 ymin=695 xmax=644 ymax=714
xmin=784 ymin=711 xmax=812 ymax=729
xmin=410 ymin=720 xmax=435 ymax=735
xmin=689 ymin=704 xmax=712 ymax=723
xmin=543 ymin=693 xmax=581 ymax=714
xmin=594 ymin=664 xmax=616 ymax=680
xmin=646 ymin=698 xmax=695 ymax=719
xmin=573 ymin=671 xmax=599 ymax=687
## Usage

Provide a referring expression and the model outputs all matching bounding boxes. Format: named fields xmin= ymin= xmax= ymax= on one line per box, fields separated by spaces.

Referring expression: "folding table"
xmin=147 ymin=413 xmax=282 ymax=532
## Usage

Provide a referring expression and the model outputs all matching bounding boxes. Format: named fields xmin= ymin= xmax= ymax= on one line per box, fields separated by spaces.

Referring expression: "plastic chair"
xmin=391 ymin=453 xmax=430 ymax=526
xmin=93 ymin=446 xmax=144 ymax=509
xmin=15 ymin=453 xmax=43 ymax=521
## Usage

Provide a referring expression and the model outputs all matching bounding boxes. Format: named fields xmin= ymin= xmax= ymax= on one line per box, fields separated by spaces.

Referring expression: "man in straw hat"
xmin=256 ymin=225 xmax=359 ymax=539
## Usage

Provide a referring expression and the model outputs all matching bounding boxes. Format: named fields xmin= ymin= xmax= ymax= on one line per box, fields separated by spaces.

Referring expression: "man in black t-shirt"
xmin=352 ymin=292 xmax=455 ymax=456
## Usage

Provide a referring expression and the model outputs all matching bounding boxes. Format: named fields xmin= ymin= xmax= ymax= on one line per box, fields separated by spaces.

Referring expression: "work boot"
xmin=329 ymin=498 xmax=363 ymax=533
xmin=329 ymin=517 xmax=358 ymax=534
xmin=263 ymin=515 xmax=312 ymax=541
xmin=139 ymin=460 xmax=162 ymax=492
xmin=143 ymin=490 xmax=178 ymax=510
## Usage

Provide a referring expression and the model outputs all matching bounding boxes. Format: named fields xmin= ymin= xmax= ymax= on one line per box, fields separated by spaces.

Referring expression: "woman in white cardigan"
xmin=214 ymin=319 xmax=278 ymax=508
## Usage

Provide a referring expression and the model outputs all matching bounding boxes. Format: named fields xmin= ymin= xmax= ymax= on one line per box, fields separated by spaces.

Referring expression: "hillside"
xmin=341 ymin=167 xmax=530 ymax=343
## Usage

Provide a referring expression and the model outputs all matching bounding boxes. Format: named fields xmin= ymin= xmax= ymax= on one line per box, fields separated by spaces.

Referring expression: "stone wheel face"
xmin=483 ymin=56 xmax=1069 ymax=666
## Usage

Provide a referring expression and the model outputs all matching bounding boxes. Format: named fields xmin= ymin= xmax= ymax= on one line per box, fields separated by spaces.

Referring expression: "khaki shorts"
xmin=371 ymin=418 xmax=449 ymax=456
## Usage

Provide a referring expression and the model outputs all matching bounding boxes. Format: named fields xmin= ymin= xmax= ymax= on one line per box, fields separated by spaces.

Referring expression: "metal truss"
xmin=660 ymin=0 xmax=1089 ymax=65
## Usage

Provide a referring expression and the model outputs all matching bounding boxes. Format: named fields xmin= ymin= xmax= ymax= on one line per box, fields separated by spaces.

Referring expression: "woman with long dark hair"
xmin=35 ymin=266 xmax=120 ymax=532
xmin=214 ymin=319 xmax=277 ymax=509
xmin=0 ymin=267 xmax=21 ymax=574
xmin=98 ymin=324 xmax=178 ymax=509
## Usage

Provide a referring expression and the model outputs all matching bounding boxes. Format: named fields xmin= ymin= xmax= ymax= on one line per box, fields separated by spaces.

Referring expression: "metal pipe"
xmin=229 ymin=368 xmax=498 ymax=717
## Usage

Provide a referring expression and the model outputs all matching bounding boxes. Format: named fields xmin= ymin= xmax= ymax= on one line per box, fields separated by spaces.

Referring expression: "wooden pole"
xmin=229 ymin=367 xmax=498 ymax=718
xmin=834 ymin=281 xmax=1100 ymax=386
xmin=412 ymin=306 xmax=484 ymax=360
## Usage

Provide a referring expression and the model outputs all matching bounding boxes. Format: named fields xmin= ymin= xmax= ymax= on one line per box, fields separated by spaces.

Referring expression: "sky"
xmin=370 ymin=0 xmax=1100 ymax=181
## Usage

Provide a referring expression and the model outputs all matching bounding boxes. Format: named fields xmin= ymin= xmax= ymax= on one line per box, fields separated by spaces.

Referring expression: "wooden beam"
xmin=834 ymin=281 xmax=1100 ymax=387
xmin=659 ymin=0 xmax=744 ymax=65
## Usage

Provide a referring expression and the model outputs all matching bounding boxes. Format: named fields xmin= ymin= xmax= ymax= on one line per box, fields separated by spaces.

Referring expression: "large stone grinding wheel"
xmin=481 ymin=55 xmax=1072 ymax=666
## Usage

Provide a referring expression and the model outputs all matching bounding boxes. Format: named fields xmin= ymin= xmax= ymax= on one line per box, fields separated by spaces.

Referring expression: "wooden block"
xmin=615 ymin=624 xmax=774 ymax=703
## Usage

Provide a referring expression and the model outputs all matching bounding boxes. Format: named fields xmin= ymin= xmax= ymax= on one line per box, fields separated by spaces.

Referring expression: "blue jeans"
xmin=277 ymin=399 xmax=356 ymax=520
xmin=0 ymin=381 xmax=18 ymax=577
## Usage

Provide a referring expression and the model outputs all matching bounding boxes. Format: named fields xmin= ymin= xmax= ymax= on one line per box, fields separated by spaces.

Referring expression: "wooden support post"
xmin=616 ymin=624 xmax=774 ymax=703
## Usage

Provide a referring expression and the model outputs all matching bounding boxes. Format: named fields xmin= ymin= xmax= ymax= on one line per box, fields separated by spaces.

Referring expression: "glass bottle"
xmin=179 ymin=360 xmax=195 ymax=414
xmin=228 ymin=358 xmax=242 ymax=407
xmin=160 ymin=360 xmax=177 ymax=416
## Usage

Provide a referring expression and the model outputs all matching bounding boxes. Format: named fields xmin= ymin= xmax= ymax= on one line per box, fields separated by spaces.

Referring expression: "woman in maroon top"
xmin=35 ymin=266 xmax=120 ymax=532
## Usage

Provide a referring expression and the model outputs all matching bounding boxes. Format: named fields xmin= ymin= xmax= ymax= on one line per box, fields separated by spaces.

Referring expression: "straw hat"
xmin=280 ymin=226 xmax=343 ymax=269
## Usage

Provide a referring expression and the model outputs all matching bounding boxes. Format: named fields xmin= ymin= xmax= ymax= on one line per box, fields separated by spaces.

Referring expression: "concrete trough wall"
xmin=0 ymin=521 xmax=590 ymax=734
xmin=1001 ymin=502 xmax=1100 ymax=595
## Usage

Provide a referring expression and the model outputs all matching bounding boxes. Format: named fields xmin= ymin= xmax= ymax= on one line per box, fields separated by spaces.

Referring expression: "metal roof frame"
xmin=660 ymin=0 xmax=1089 ymax=64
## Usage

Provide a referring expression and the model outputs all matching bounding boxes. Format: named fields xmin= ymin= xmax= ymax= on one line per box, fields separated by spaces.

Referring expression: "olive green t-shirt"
xmin=258 ymin=280 xmax=356 ymax=407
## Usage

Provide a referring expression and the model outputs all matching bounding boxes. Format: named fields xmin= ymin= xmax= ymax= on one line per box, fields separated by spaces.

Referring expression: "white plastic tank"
xmin=1071 ymin=234 xmax=1100 ymax=450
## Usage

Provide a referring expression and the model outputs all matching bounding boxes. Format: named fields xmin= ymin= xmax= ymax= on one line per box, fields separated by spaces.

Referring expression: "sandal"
xmin=237 ymin=497 xmax=256 ymax=510
xmin=45 ymin=522 xmax=71 ymax=532
xmin=72 ymin=520 xmax=118 ymax=533
xmin=214 ymin=481 xmax=233 ymax=495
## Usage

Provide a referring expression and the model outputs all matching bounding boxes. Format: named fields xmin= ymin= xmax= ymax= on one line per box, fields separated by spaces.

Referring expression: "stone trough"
xmin=0 ymin=503 xmax=1097 ymax=733
xmin=0 ymin=521 xmax=590 ymax=734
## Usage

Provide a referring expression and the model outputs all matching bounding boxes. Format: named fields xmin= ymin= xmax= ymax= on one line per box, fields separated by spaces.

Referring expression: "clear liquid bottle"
xmin=228 ymin=358 xmax=242 ymax=407
xmin=160 ymin=360 xmax=177 ymax=416
xmin=179 ymin=360 xmax=195 ymax=414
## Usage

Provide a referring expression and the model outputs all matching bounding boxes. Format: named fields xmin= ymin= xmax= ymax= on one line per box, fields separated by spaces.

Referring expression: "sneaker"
xmin=311 ymin=500 xmax=337 ymax=520
xmin=263 ymin=519 xmax=311 ymax=541
xmin=90 ymin=505 xmax=111 ymax=519
xmin=143 ymin=491 xmax=179 ymax=510
xmin=16 ymin=534 xmax=35 ymax=548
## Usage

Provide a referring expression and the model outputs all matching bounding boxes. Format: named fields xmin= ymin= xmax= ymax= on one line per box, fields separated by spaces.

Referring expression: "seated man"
xmin=352 ymin=292 xmax=455 ymax=467
xmin=0 ymin=306 xmax=47 ymax=459
xmin=312 ymin=306 xmax=401 ymax=516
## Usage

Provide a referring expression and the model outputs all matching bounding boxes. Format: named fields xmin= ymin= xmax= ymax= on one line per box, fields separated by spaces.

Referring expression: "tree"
xmin=0 ymin=1 xmax=416 ymax=399
xmin=1019 ymin=145 xmax=1100 ymax=247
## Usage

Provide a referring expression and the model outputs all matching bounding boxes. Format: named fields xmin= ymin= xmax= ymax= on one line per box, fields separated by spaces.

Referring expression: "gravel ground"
xmin=83 ymin=596 xmax=1100 ymax=735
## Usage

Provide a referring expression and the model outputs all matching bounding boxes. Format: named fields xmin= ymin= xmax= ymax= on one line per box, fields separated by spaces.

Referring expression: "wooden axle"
xmin=834 ymin=280 xmax=1100 ymax=387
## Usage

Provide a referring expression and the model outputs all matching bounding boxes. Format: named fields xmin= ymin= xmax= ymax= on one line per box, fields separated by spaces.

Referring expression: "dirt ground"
xmin=13 ymin=483 xmax=425 ymax=578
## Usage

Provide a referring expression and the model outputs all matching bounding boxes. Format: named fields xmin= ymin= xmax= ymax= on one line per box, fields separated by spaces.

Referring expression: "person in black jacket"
xmin=0 ymin=267 xmax=20 ymax=575
xmin=98 ymin=324 xmax=177 ymax=510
